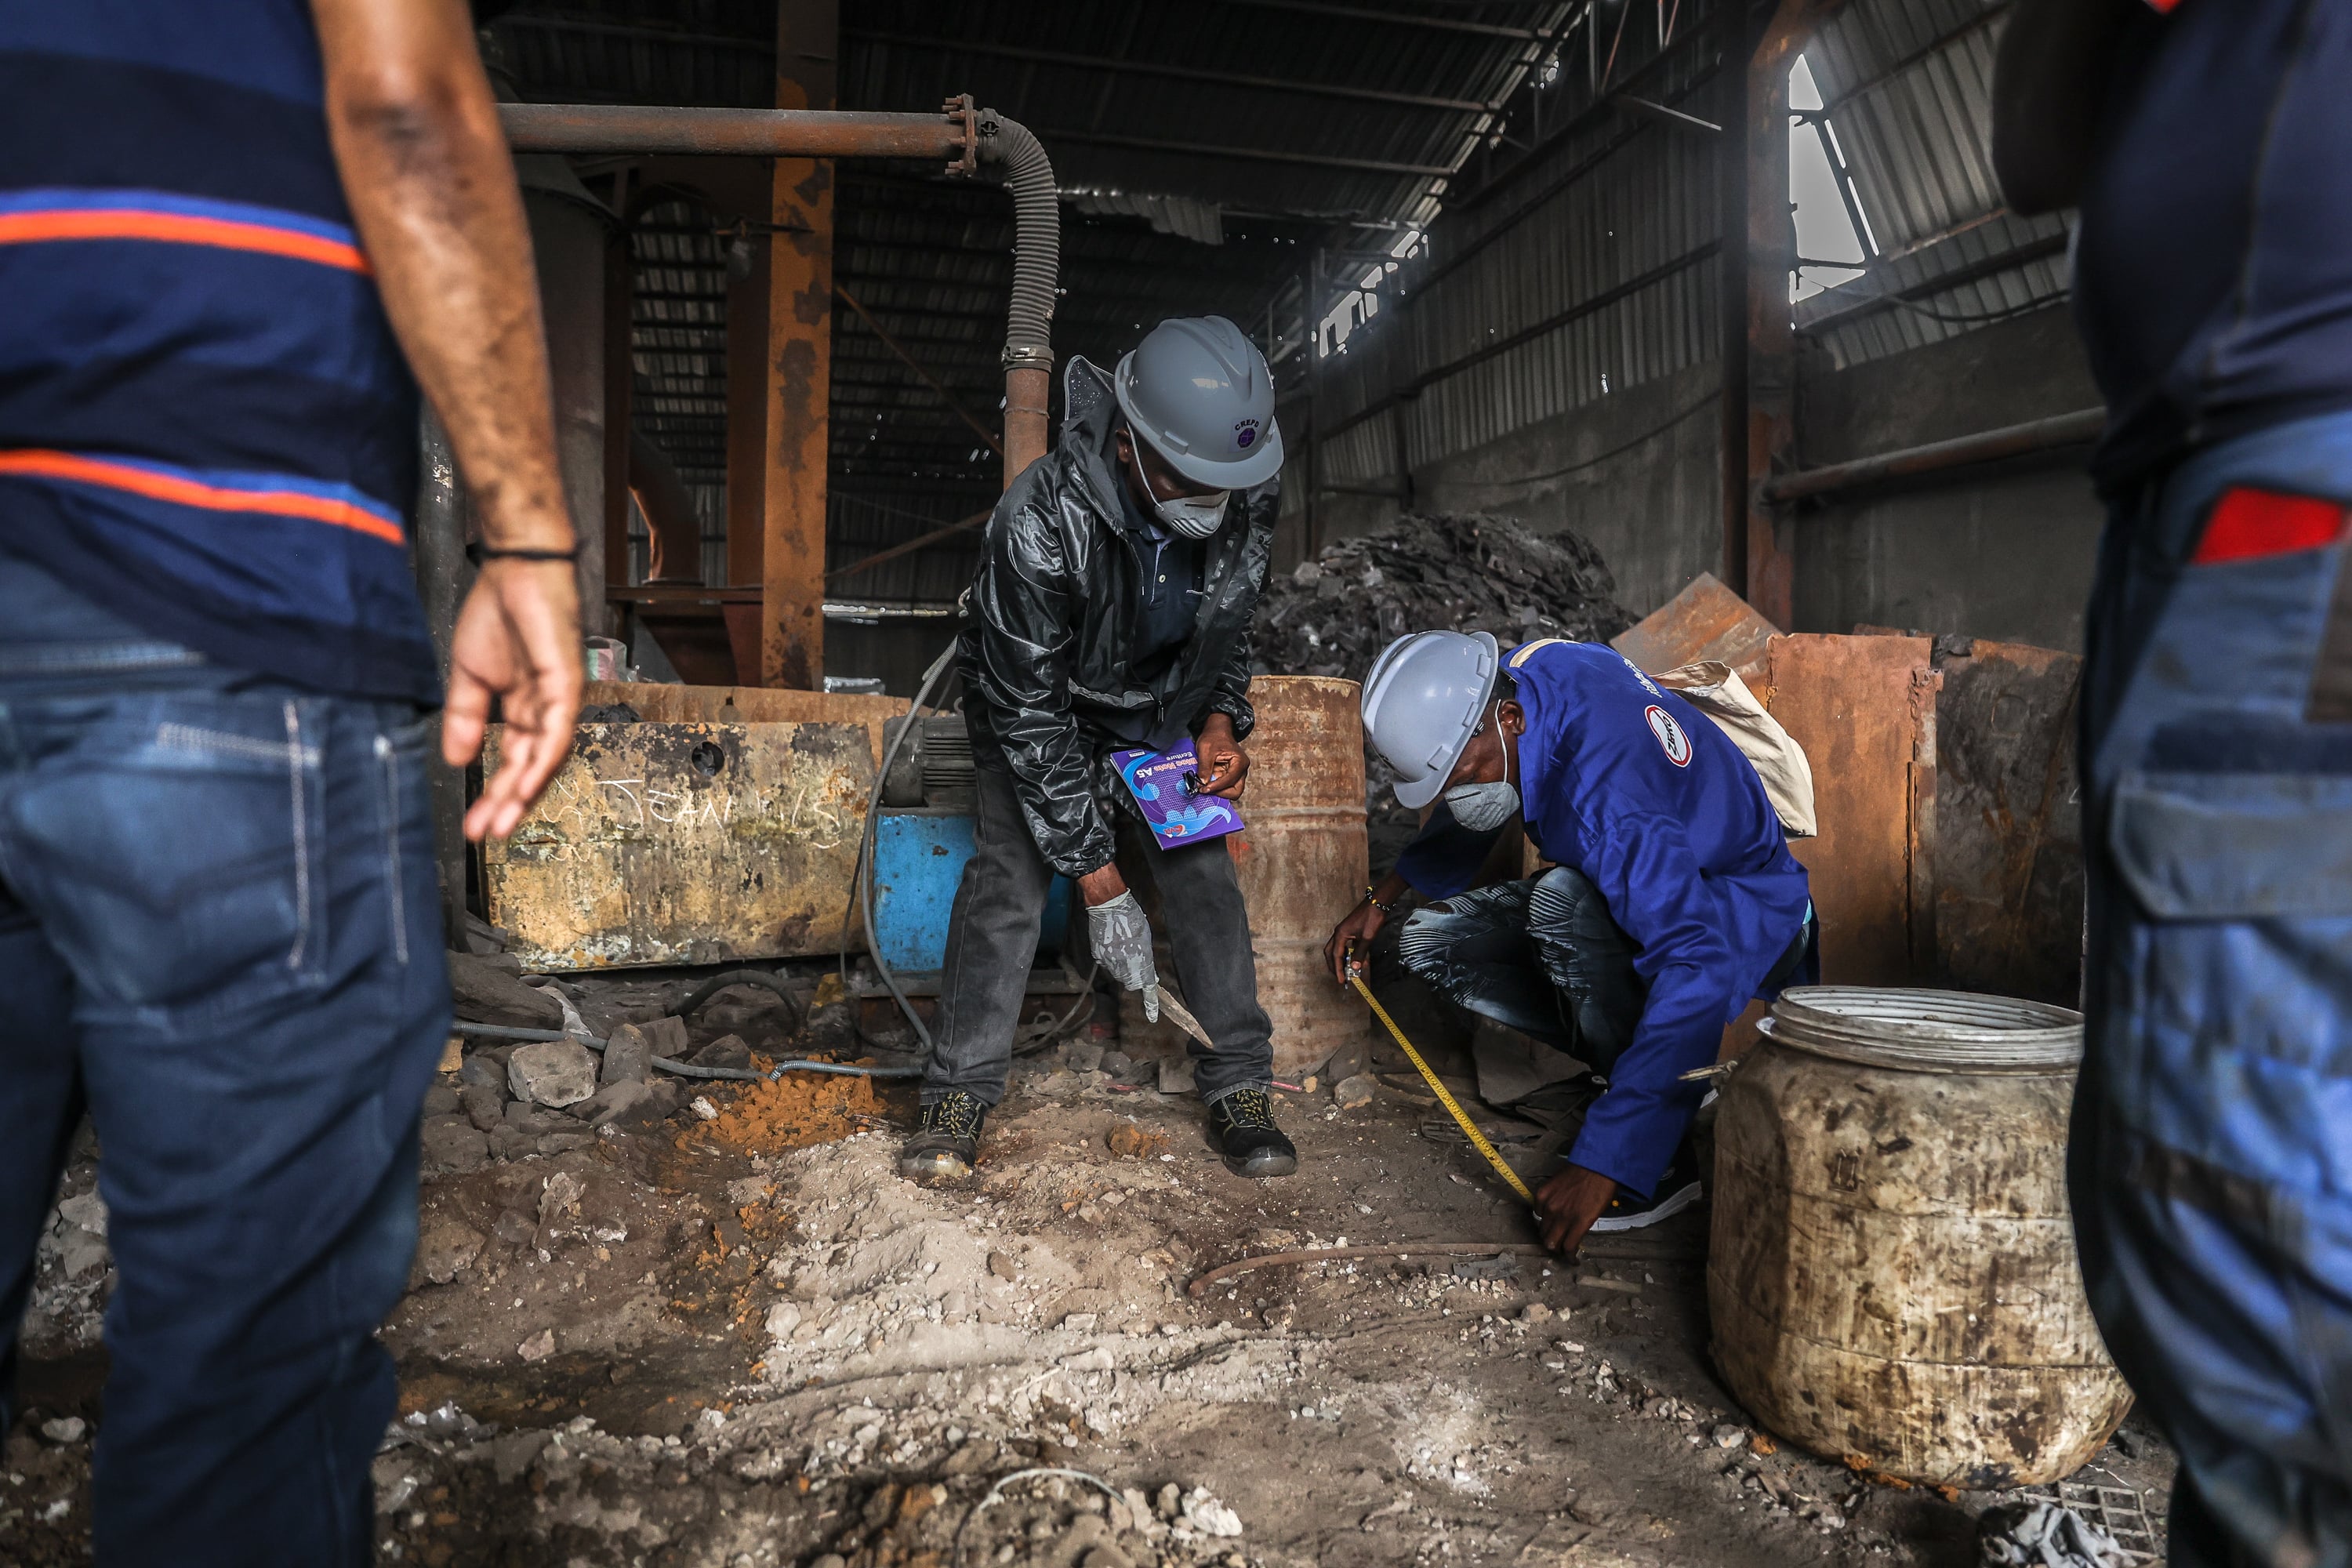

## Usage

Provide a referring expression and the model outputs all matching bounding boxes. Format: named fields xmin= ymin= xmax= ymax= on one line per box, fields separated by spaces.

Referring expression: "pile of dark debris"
xmin=1250 ymin=512 xmax=1632 ymax=869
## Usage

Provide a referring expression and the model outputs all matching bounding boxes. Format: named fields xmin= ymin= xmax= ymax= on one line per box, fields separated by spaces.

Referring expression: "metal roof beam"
xmin=1214 ymin=0 xmax=1546 ymax=41
xmin=1031 ymin=127 xmax=1451 ymax=178
xmin=840 ymin=30 xmax=1487 ymax=114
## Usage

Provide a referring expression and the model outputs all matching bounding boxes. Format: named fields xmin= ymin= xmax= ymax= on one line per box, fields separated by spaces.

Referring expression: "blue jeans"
xmin=0 ymin=559 xmax=448 ymax=1566
xmin=2074 ymin=412 xmax=2352 ymax=1568
xmin=1393 ymin=866 xmax=1650 ymax=1072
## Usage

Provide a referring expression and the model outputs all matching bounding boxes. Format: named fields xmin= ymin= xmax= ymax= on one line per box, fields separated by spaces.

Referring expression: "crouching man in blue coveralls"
xmin=1324 ymin=632 xmax=1814 ymax=1257
xmin=1995 ymin=2 xmax=2352 ymax=1561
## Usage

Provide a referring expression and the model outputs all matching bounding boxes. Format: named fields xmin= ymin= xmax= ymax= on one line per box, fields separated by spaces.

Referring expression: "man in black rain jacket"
xmin=900 ymin=317 xmax=1299 ymax=1184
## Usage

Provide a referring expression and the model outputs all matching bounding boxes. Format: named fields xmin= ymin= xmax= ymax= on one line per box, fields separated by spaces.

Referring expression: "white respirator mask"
xmin=1129 ymin=437 xmax=1231 ymax=540
xmin=1441 ymin=701 xmax=1519 ymax=832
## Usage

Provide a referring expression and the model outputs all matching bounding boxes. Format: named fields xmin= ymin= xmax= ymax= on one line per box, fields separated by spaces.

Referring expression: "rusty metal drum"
xmin=1708 ymin=987 xmax=2132 ymax=1486
xmin=1225 ymin=676 xmax=1373 ymax=1080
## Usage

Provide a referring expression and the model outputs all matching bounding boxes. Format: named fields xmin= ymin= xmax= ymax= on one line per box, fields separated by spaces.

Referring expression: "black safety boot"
xmin=899 ymin=1091 xmax=988 ymax=1185
xmin=1207 ymin=1087 xmax=1298 ymax=1178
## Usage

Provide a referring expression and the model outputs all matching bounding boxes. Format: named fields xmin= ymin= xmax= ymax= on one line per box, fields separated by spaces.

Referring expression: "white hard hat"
xmin=1360 ymin=630 xmax=1500 ymax=809
xmin=1113 ymin=316 xmax=1285 ymax=490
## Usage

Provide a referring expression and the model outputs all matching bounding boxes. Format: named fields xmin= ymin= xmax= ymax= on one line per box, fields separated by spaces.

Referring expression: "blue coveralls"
xmin=2064 ymin=4 xmax=2352 ymax=1559
xmin=1392 ymin=639 xmax=1812 ymax=1198
xmin=2073 ymin=419 xmax=2352 ymax=1566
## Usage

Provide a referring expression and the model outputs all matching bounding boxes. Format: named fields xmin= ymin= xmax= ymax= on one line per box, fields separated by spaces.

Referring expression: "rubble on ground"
xmin=9 ymin=963 xmax=2180 ymax=1568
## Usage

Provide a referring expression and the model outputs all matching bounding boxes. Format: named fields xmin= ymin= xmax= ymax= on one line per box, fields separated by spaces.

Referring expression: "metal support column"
xmin=760 ymin=0 xmax=838 ymax=690
xmin=1725 ymin=0 xmax=1846 ymax=627
xmin=602 ymin=176 xmax=637 ymax=600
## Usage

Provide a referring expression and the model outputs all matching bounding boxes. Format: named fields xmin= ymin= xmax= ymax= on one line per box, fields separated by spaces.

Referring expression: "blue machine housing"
xmin=871 ymin=808 xmax=1071 ymax=972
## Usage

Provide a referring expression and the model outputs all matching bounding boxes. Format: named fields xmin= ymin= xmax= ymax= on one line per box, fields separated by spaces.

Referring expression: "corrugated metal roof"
xmin=1303 ymin=0 xmax=2074 ymax=503
xmin=1793 ymin=0 xmax=2071 ymax=365
xmin=486 ymin=0 xmax=1570 ymax=591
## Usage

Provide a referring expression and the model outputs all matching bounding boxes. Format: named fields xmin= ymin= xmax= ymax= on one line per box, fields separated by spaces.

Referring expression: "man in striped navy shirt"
xmin=0 ymin=1 xmax=580 ymax=1559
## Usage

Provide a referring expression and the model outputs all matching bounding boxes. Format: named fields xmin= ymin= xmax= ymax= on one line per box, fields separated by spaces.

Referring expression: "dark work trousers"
xmin=0 ymin=560 xmax=450 ymax=1566
xmin=924 ymin=737 xmax=1274 ymax=1108
xmin=2070 ymin=410 xmax=2352 ymax=1568
xmin=1392 ymin=867 xmax=1648 ymax=1076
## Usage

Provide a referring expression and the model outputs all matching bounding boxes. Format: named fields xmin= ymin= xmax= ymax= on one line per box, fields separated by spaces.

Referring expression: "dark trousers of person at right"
xmin=2073 ymin=408 xmax=2352 ymax=1568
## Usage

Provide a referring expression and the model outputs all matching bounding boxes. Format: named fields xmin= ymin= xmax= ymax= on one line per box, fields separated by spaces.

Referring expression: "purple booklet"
xmin=1109 ymin=739 xmax=1244 ymax=849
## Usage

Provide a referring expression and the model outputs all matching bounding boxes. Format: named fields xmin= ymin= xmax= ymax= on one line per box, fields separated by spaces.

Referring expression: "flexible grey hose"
xmin=446 ymin=1021 xmax=920 ymax=1080
xmin=977 ymin=111 xmax=1058 ymax=373
xmin=846 ymin=638 xmax=964 ymax=1052
xmin=669 ymin=967 xmax=804 ymax=1028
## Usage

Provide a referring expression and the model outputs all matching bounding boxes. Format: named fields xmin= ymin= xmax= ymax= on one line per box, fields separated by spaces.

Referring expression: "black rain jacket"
xmin=958 ymin=355 xmax=1277 ymax=879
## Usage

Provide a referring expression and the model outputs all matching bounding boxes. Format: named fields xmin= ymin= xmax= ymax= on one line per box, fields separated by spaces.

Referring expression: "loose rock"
xmin=412 ymin=1214 xmax=485 ymax=1285
xmin=447 ymin=951 xmax=566 ymax=1029
xmin=508 ymin=1040 xmax=598 ymax=1108
xmin=419 ymin=1115 xmax=490 ymax=1174
xmin=601 ymin=1023 xmax=653 ymax=1086
xmin=691 ymin=1033 xmax=754 ymax=1072
xmin=1334 ymin=1073 xmax=1377 ymax=1111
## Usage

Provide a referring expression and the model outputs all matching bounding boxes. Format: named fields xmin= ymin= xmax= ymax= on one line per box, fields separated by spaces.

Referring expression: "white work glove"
xmin=1087 ymin=891 xmax=1160 ymax=1021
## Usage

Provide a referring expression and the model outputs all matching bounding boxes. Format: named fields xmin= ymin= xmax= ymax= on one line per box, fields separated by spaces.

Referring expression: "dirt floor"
xmin=5 ymin=970 xmax=2178 ymax=1567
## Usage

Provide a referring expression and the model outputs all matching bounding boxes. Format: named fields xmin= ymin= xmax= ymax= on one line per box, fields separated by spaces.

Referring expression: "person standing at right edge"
xmin=898 ymin=318 xmax=1298 ymax=1185
xmin=1996 ymin=3 xmax=2352 ymax=1562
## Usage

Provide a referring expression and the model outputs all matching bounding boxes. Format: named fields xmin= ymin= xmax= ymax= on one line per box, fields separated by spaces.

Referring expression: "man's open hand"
xmin=442 ymin=558 xmax=582 ymax=840
xmin=1193 ymin=712 xmax=1250 ymax=800
xmin=1534 ymin=1163 xmax=1618 ymax=1257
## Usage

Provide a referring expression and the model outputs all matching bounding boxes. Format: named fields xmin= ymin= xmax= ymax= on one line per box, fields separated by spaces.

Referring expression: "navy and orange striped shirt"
xmin=0 ymin=2 xmax=434 ymax=702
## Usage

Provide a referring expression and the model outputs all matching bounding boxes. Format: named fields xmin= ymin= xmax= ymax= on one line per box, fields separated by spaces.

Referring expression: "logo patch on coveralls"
xmin=1645 ymin=705 xmax=1691 ymax=767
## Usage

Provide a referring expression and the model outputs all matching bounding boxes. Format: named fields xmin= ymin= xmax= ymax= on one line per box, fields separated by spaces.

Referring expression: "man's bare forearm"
xmin=1991 ymin=0 xmax=2136 ymax=215
xmin=311 ymin=0 xmax=571 ymax=551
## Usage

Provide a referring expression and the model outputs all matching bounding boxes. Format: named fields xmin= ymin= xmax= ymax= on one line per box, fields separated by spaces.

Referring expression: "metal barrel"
xmin=1229 ymin=676 xmax=1371 ymax=1080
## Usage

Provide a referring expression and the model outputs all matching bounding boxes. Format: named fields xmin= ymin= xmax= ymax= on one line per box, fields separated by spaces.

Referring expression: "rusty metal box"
xmin=481 ymin=719 xmax=875 ymax=970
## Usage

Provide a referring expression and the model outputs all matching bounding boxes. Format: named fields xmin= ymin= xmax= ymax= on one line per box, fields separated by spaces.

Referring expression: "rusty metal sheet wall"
xmin=1611 ymin=570 xmax=1784 ymax=675
xmin=483 ymin=719 xmax=874 ymax=970
xmin=1756 ymin=633 xmax=1936 ymax=986
xmin=1313 ymin=111 xmax=1722 ymax=502
xmin=1930 ymin=640 xmax=2083 ymax=1005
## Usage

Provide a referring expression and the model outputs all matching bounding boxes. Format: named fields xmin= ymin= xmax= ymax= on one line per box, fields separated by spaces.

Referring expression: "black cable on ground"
xmin=667 ymin=967 xmax=805 ymax=1029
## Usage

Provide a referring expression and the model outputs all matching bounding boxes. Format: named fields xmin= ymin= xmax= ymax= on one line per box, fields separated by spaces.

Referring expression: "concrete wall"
xmin=1290 ymin=303 xmax=2107 ymax=652
xmin=1412 ymin=359 xmax=1725 ymax=620
xmin=1791 ymin=305 xmax=2107 ymax=652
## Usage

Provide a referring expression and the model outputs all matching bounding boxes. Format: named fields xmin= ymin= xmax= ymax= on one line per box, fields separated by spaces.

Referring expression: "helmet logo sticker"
xmin=1233 ymin=418 xmax=1261 ymax=450
xmin=1645 ymin=705 xmax=1692 ymax=768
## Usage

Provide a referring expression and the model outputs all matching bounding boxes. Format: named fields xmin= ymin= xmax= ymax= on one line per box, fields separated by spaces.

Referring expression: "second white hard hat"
xmin=1359 ymin=630 xmax=1500 ymax=809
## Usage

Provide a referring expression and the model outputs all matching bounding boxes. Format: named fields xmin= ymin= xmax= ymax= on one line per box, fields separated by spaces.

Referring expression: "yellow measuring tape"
xmin=1350 ymin=972 xmax=1534 ymax=1204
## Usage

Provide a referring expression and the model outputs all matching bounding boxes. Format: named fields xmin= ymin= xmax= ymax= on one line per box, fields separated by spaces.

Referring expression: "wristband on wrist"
xmin=467 ymin=543 xmax=581 ymax=564
xmin=1363 ymin=885 xmax=1396 ymax=914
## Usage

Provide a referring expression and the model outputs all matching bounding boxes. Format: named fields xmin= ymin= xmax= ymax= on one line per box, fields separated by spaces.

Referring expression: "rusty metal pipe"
xmin=1761 ymin=408 xmax=2105 ymax=505
xmin=978 ymin=111 xmax=1059 ymax=488
xmin=499 ymin=102 xmax=978 ymax=169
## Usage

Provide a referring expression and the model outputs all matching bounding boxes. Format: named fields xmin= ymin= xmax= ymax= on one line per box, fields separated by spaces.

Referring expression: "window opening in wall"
xmin=1789 ymin=54 xmax=1873 ymax=301
xmin=1317 ymin=228 xmax=1423 ymax=358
